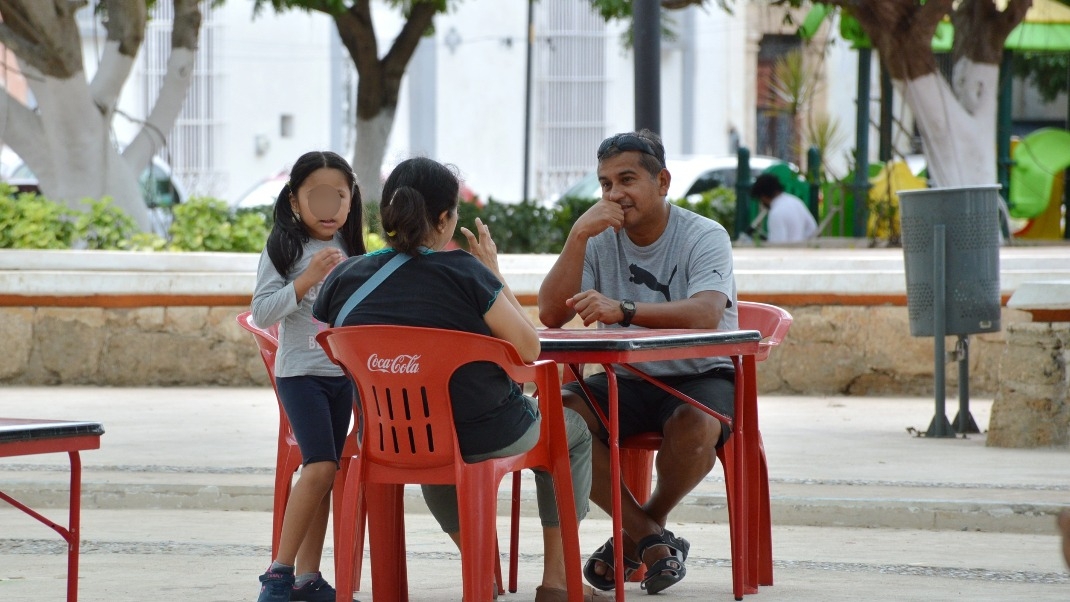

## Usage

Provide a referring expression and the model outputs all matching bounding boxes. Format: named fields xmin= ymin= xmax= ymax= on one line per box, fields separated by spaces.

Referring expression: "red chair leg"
xmin=757 ymin=440 xmax=773 ymax=586
xmin=620 ymin=447 xmax=656 ymax=583
xmin=458 ymin=469 xmax=502 ymax=602
xmin=509 ymin=471 xmax=521 ymax=593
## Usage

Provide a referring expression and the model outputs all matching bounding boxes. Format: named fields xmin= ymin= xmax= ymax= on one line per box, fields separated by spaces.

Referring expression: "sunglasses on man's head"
xmin=597 ymin=133 xmax=661 ymax=165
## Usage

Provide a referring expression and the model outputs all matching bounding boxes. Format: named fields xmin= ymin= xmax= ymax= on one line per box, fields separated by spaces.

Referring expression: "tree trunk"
xmin=0 ymin=0 xmax=201 ymax=233
xmin=897 ymin=66 xmax=997 ymax=186
xmin=334 ymin=1 xmax=439 ymax=204
xmin=27 ymin=70 xmax=148 ymax=229
xmin=353 ymin=110 xmax=396 ymax=204
xmin=824 ymin=0 xmax=1028 ymax=189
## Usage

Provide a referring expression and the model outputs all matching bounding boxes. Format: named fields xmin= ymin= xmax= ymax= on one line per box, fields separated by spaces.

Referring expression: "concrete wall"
xmin=0 ymin=302 xmax=1022 ymax=397
xmin=5 ymin=247 xmax=1069 ymax=395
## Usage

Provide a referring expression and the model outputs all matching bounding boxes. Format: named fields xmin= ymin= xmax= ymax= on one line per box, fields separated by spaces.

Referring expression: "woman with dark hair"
xmin=314 ymin=157 xmax=603 ymax=601
xmin=251 ymin=150 xmax=365 ymax=602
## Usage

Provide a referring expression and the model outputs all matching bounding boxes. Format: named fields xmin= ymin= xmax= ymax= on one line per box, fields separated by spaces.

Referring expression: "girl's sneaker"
xmin=291 ymin=573 xmax=356 ymax=602
xmin=256 ymin=565 xmax=295 ymax=602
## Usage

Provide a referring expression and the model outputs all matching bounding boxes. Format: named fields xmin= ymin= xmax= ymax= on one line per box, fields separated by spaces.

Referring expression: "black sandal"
xmin=583 ymin=537 xmax=642 ymax=591
xmin=636 ymin=529 xmax=690 ymax=595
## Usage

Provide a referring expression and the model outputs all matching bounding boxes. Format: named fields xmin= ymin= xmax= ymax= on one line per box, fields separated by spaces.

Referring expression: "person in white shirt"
xmin=750 ymin=173 xmax=818 ymax=243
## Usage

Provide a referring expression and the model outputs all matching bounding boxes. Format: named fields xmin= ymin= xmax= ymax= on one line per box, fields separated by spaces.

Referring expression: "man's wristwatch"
xmin=619 ymin=299 xmax=636 ymax=327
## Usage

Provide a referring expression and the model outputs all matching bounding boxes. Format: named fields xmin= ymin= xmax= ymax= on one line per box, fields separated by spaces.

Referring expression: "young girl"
xmin=250 ymin=150 xmax=365 ymax=602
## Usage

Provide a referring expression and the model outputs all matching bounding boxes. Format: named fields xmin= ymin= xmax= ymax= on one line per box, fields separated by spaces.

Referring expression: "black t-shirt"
xmin=313 ymin=248 xmax=533 ymax=456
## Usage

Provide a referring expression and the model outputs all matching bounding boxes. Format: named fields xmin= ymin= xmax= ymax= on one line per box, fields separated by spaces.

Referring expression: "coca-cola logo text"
xmin=367 ymin=353 xmax=421 ymax=374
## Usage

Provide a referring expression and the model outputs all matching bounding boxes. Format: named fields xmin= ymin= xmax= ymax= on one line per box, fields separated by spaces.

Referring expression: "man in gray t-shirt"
xmin=539 ymin=129 xmax=738 ymax=595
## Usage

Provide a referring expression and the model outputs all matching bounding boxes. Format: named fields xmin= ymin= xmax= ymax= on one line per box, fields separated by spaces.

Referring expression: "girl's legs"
xmin=276 ymin=460 xmax=336 ymax=569
xmin=270 ymin=376 xmax=353 ymax=576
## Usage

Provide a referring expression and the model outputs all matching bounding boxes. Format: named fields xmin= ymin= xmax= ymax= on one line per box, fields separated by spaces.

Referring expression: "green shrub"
xmin=74 ymin=198 xmax=140 ymax=250
xmin=671 ymin=187 xmax=737 ymax=238
xmin=0 ymin=184 xmax=741 ymax=254
xmin=0 ymin=187 xmax=77 ymax=249
xmin=168 ymin=197 xmax=270 ymax=252
xmin=454 ymin=198 xmax=564 ymax=254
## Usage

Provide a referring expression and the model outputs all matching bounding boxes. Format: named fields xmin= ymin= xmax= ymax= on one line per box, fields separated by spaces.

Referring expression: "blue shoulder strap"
xmin=334 ymin=252 xmax=411 ymax=326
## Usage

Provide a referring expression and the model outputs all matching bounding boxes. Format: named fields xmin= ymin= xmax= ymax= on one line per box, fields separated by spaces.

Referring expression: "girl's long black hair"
xmin=266 ymin=151 xmax=365 ymax=276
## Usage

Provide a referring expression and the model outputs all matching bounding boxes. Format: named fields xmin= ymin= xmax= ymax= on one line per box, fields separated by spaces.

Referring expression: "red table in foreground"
xmin=538 ymin=328 xmax=763 ymax=601
xmin=0 ymin=418 xmax=104 ymax=602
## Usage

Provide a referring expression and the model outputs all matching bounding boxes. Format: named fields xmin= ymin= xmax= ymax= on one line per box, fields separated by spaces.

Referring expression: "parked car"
xmin=553 ymin=154 xmax=796 ymax=204
xmin=232 ymin=173 xmax=289 ymax=211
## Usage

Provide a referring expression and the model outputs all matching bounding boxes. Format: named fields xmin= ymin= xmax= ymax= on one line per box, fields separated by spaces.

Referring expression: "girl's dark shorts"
xmin=563 ymin=366 xmax=735 ymax=448
xmin=275 ymin=374 xmax=355 ymax=466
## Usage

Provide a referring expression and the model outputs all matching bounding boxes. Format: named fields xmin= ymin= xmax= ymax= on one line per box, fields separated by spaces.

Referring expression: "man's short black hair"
xmin=750 ymin=173 xmax=784 ymax=199
xmin=596 ymin=129 xmax=666 ymax=177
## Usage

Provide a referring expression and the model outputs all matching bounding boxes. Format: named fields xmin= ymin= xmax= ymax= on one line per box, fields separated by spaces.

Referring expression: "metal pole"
xmin=926 ymin=225 xmax=955 ymax=438
xmin=734 ymin=147 xmax=751 ymax=241
xmin=878 ymin=63 xmax=892 ymax=163
xmin=522 ymin=0 xmax=534 ymax=203
xmin=954 ymin=335 xmax=980 ymax=434
xmin=807 ymin=146 xmax=821 ymax=222
xmin=852 ymin=48 xmax=872 ymax=239
xmin=997 ymin=50 xmax=1014 ymax=239
xmin=633 ymin=0 xmax=660 ymax=134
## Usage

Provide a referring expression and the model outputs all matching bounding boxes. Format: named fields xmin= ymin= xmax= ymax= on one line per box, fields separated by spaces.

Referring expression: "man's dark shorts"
xmin=563 ymin=366 xmax=735 ymax=447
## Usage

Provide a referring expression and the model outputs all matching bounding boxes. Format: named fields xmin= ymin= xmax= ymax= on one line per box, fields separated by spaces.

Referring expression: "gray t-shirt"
xmin=251 ymin=235 xmax=346 ymax=378
xmin=582 ymin=203 xmax=739 ymax=377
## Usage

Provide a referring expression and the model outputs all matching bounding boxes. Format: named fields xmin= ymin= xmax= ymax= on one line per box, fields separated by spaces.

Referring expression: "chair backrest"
xmin=236 ymin=311 xmax=280 ymax=385
xmin=317 ymin=325 xmax=538 ymax=475
xmin=737 ymin=301 xmax=793 ymax=362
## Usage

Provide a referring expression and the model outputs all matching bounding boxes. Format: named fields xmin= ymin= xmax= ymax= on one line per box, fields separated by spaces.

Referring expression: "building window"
xmin=533 ymin=0 xmax=608 ymax=200
xmin=280 ymin=114 xmax=294 ymax=138
xmin=141 ymin=2 xmax=224 ymax=198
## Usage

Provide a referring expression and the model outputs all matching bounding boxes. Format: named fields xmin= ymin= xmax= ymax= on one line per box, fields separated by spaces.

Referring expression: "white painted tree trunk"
xmin=896 ymin=60 xmax=999 ymax=188
xmin=26 ymin=72 xmax=149 ymax=230
xmin=124 ymin=48 xmax=196 ymax=173
xmin=353 ymin=109 xmax=397 ymax=205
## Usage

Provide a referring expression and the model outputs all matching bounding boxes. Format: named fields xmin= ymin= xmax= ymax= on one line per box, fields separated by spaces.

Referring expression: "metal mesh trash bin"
xmin=899 ymin=185 xmax=1001 ymax=337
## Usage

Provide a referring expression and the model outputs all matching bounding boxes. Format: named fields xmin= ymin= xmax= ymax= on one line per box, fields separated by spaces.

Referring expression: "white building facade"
xmin=83 ymin=1 xmax=875 ymax=205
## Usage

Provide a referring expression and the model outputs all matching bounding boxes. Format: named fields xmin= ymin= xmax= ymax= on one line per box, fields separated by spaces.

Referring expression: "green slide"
xmin=1010 ymin=128 xmax=1070 ymax=219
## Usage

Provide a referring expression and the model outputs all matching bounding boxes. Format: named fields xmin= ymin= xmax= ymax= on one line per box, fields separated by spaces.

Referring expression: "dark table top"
xmin=538 ymin=328 xmax=762 ymax=351
xmin=0 ymin=418 xmax=105 ymax=444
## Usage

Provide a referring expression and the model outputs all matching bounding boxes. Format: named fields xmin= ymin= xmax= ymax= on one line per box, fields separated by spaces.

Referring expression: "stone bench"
xmin=987 ymin=280 xmax=1070 ymax=448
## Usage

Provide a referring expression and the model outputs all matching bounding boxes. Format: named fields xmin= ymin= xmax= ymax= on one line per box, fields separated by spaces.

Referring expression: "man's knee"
xmin=662 ymin=408 xmax=721 ymax=464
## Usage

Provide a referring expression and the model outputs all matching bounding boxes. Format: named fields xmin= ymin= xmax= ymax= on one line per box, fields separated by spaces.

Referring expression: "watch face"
xmin=623 ymin=301 xmax=636 ymax=312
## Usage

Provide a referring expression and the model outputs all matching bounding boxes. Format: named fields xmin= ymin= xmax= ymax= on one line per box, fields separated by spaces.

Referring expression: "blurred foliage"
xmin=452 ymin=188 xmax=736 ymax=254
xmin=453 ymin=198 xmax=564 ymax=253
xmin=2 ymin=183 xmax=742 ymax=254
xmin=672 ymin=186 xmax=738 ymax=238
xmin=168 ymin=197 xmax=269 ymax=252
xmin=0 ymin=186 xmax=78 ymax=249
xmin=1013 ymin=52 xmax=1069 ymax=103
xmin=75 ymin=198 xmax=140 ymax=250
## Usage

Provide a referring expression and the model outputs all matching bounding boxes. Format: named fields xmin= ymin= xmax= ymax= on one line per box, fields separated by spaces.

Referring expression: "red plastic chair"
xmin=235 ymin=311 xmax=363 ymax=591
xmin=612 ymin=301 xmax=791 ymax=599
xmin=318 ymin=325 xmax=586 ymax=602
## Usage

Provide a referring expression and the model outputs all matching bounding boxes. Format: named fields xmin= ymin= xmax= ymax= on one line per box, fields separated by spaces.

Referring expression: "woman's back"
xmin=314 ymin=248 xmax=535 ymax=457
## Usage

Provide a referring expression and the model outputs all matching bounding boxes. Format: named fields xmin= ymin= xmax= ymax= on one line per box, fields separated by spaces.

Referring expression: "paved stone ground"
xmin=1 ymin=388 xmax=1068 ymax=601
